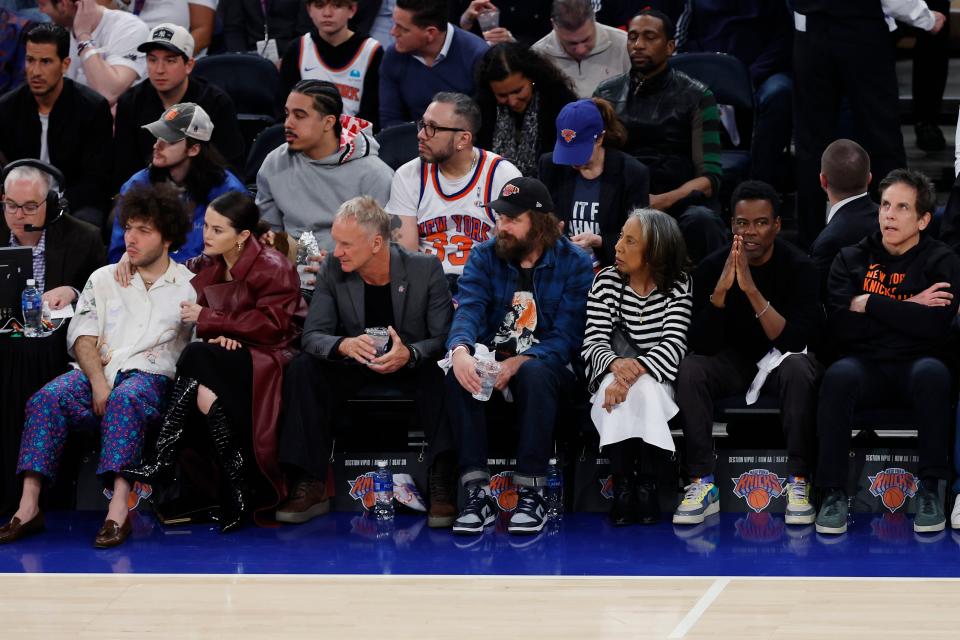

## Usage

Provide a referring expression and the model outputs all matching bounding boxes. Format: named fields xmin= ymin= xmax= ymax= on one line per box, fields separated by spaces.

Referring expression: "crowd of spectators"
xmin=1 ymin=0 xmax=960 ymax=547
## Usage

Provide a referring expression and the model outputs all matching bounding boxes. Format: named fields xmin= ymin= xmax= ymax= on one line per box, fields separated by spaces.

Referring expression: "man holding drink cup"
xmin=275 ymin=196 xmax=457 ymax=527
xmin=444 ymin=176 xmax=593 ymax=535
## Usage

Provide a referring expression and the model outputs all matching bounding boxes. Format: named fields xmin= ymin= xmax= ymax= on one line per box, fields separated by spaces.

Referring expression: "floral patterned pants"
xmin=17 ymin=369 xmax=170 ymax=482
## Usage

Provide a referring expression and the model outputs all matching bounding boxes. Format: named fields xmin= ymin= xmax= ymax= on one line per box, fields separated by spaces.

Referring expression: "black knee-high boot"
xmin=123 ymin=377 xmax=199 ymax=485
xmin=206 ymin=400 xmax=249 ymax=533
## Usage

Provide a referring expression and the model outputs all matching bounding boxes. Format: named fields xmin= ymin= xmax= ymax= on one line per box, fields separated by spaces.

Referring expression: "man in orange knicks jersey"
xmin=386 ymin=91 xmax=521 ymax=295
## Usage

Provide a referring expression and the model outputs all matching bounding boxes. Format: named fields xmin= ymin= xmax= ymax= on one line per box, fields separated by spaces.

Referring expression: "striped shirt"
xmin=9 ymin=230 xmax=46 ymax=293
xmin=582 ymin=266 xmax=693 ymax=392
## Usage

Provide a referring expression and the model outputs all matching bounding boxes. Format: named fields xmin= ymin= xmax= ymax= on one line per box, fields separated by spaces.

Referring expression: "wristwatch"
xmin=405 ymin=343 xmax=421 ymax=368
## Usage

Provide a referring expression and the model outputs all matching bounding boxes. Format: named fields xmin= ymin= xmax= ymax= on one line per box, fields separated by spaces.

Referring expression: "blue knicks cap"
xmin=553 ymin=99 xmax=604 ymax=166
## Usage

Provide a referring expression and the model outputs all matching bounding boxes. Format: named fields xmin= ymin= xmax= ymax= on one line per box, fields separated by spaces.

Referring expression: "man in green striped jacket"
xmin=594 ymin=8 xmax=726 ymax=263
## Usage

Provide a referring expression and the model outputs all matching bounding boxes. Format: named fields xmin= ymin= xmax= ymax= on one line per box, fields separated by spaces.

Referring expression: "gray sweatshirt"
xmin=256 ymin=131 xmax=394 ymax=250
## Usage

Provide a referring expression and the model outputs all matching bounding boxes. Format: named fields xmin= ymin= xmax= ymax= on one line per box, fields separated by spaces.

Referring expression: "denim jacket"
xmin=446 ymin=235 xmax=594 ymax=368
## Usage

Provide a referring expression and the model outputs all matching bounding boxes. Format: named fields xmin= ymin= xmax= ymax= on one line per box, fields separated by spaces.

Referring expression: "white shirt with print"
xmin=68 ymin=261 xmax=196 ymax=386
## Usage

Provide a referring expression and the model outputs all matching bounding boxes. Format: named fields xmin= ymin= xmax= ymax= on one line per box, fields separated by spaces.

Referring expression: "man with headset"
xmin=1 ymin=159 xmax=105 ymax=310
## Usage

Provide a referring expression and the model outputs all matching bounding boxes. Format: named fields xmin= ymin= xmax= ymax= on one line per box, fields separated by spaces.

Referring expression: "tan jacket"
xmin=531 ymin=22 xmax=630 ymax=98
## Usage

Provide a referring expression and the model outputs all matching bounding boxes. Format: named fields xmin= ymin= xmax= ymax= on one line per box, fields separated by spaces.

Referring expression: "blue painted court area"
xmin=1 ymin=510 xmax=959 ymax=577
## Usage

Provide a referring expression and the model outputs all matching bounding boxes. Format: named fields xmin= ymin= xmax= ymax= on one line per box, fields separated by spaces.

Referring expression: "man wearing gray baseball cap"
xmin=108 ymin=102 xmax=247 ymax=263
xmin=113 ymin=23 xmax=244 ymax=189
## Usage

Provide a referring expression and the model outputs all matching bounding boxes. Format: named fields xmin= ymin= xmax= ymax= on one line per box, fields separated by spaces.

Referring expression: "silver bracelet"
xmin=755 ymin=300 xmax=771 ymax=318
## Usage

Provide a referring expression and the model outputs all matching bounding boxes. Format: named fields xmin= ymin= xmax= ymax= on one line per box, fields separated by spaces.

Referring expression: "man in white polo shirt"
xmin=38 ymin=0 xmax=148 ymax=106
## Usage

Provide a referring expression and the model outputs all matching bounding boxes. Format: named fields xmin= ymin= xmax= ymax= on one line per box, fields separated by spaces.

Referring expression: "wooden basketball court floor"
xmin=2 ymin=573 xmax=959 ymax=638
xmin=1 ymin=510 xmax=958 ymax=638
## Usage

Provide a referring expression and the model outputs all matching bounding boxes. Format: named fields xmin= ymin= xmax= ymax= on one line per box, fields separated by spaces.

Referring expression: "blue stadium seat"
xmin=374 ymin=122 xmax=419 ymax=171
xmin=243 ymin=123 xmax=285 ymax=189
xmin=670 ymin=52 xmax=754 ymax=214
xmin=193 ymin=53 xmax=280 ymax=154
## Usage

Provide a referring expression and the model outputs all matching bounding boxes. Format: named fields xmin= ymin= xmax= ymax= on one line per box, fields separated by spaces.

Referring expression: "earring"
xmin=237 ymin=240 xmax=244 ymax=252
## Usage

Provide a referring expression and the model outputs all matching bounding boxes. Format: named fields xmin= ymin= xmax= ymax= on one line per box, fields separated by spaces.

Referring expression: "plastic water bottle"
xmin=373 ymin=460 xmax=395 ymax=521
xmin=545 ymin=458 xmax=563 ymax=519
xmin=21 ymin=279 xmax=42 ymax=337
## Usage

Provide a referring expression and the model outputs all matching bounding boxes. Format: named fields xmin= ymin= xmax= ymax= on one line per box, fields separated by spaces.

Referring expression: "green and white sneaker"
xmin=914 ymin=487 xmax=946 ymax=533
xmin=815 ymin=489 xmax=848 ymax=534
xmin=672 ymin=476 xmax=720 ymax=525
xmin=784 ymin=476 xmax=816 ymax=525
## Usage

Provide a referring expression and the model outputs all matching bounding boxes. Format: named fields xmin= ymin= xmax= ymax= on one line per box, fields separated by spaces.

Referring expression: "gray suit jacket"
xmin=302 ymin=244 xmax=452 ymax=364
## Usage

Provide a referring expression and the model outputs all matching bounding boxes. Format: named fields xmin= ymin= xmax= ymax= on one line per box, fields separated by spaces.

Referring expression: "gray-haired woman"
xmin=581 ymin=209 xmax=692 ymax=526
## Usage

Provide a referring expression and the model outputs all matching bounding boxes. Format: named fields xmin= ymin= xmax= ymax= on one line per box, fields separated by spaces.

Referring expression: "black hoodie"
xmin=826 ymin=231 xmax=960 ymax=364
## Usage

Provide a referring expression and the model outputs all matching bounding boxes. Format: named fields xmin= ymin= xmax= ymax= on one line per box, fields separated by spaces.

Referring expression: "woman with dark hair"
xmin=474 ymin=42 xmax=577 ymax=177
xmin=123 ymin=191 xmax=307 ymax=532
xmin=582 ymin=208 xmax=692 ymax=526
xmin=108 ymin=103 xmax=247 ymax=264
xmin=539 ymin=97 xmax=650 ymax=268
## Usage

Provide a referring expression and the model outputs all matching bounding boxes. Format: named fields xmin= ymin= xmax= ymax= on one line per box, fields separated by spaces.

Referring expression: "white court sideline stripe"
xmin=2 ymin=573 xmax=960 ymax=581
xmin=667 ymin=577 xmax=730 ymax=639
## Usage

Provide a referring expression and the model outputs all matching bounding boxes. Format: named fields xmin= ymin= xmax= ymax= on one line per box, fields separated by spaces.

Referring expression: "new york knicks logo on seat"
xmin=489 ymin=472 xmax=518 ymax=511
xmin=348 ymin=472 xmax=377 ymax=510
xmin=599 ymin=475 xmax=614 ymax=500
xmin=732 ymin=469 xmax=785 ymax=512
xmin=868 ymin=468 xmax=918 ymax=513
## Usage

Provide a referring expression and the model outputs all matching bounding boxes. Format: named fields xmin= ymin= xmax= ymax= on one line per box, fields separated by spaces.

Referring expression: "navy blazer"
xmin=810 ymin=193 xmax=878 ymax=295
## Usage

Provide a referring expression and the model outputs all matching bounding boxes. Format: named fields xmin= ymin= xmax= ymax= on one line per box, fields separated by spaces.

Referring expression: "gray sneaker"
xmin=914 ymin=487 xmax=946 ymax=533
xmin=672 ymin=477 xmax=720 ymax=525
xmin=815 ymin=489 xmax=848 ymax=535
xmin=452 ymin=485 xmax=496 ymax=535
xmin=784 ymin=476 xmax=816 ymax=525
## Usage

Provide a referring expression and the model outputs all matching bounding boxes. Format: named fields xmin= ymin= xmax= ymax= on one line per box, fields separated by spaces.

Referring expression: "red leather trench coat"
xmin=187 ymin=237 xmax=306 ymax=512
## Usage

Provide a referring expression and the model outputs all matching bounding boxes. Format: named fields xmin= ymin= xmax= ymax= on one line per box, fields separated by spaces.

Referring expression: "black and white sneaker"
xmin=452 ymin=485 xmax=496 ymax=535
xmin=508 ymin=487 xmax=547 ymax=535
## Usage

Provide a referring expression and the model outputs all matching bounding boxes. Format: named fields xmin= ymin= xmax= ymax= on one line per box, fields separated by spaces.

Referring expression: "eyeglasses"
xmin=416 ymin=119 xmax=466 ymax=139
xmin=3 ymin=199 xmax=43 ymax=215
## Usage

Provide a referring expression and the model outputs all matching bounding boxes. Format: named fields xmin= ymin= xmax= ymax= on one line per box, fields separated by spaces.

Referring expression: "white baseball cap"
xmin=138 ymin=23 xmax=195 ymax=59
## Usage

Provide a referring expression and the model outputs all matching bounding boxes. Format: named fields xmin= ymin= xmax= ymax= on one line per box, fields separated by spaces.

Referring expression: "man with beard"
xmin=594 ymin=9 xmax=727 ymax=262
xmin=0 ymin=183 xmax=196 ymax=548
xmin=444 ymin=176 xmax=593 ymax=535
xmin=113 ymin=23 xmax=244 ymax=190
xmin=0 ymin=23 xmax=113 ymax=228
xmin=387 ymin=91 xmax=520 ymax=292
xmin=108 ymin=102 xmax=246 ymax=263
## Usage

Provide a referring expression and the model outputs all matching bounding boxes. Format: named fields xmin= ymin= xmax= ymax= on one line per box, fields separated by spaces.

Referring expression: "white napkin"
xmin=437 ymin=344 xmax=513 ymax=402
xmin=745 ymin=347 xmax=807 ymax=405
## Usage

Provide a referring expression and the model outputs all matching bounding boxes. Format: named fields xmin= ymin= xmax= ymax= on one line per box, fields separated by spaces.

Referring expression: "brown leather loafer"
xmin=0 ymin=513 xmax=45 ymax=544
xmin=94 ymin=518 xmax=132 ymax=549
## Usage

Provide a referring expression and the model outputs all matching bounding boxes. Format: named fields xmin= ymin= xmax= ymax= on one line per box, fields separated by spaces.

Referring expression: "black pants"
xmin=794 ymin=16 xmax=906 ymax=247
xmin=675 ymin=350 xmax=822 ymax=477
xmin=816 ymin=356 xmax=952 ymax=489
xmin=445 ymin=358 xmax=575 ymax=487
xmin=912 ymin=0 xmax=949 ymax=125
xmin=277 ymin=353 xmax=449 ymax=479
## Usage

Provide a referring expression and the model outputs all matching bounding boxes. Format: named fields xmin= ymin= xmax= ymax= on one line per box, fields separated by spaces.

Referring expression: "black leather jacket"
xmin=594 ymin=67 xmax=719 ymax=196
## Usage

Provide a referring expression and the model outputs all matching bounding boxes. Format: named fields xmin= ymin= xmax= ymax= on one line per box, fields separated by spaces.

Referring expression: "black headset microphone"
xmin=1 ymin=158 xmax=69 ymax=232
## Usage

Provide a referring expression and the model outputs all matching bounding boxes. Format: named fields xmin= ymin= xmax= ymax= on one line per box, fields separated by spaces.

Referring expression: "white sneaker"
xmin=951 ymin=494 xmax=960 ymax=529
xmin=784 ymin=476 xmax=816 ymax=525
